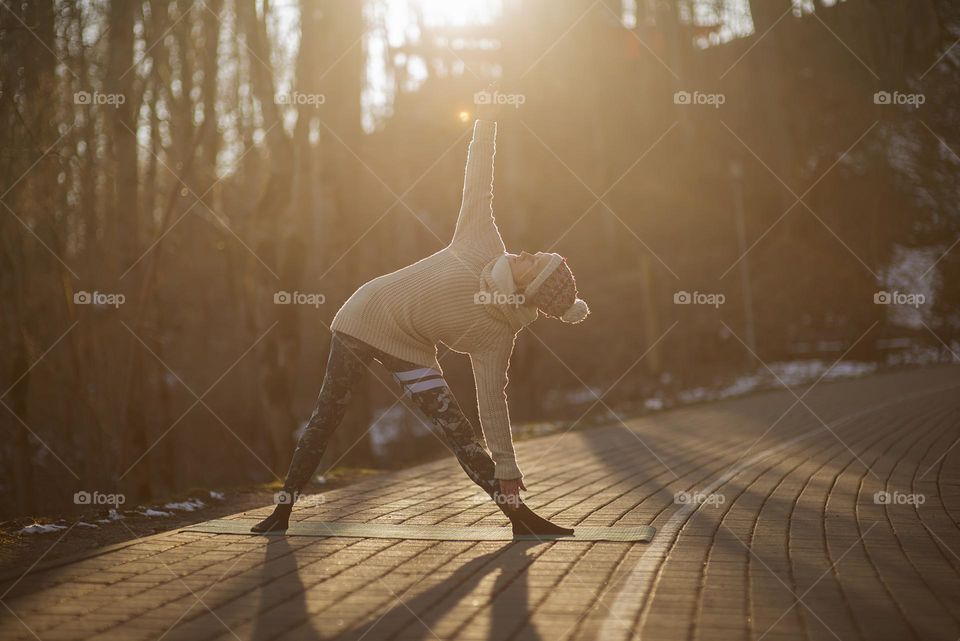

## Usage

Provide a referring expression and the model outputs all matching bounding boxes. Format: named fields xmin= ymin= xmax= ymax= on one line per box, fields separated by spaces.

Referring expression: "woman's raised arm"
xmin=452 ymin=118 xmax=501 ymax=248
xmin=452 ymin=86 xmax=504 ymax=251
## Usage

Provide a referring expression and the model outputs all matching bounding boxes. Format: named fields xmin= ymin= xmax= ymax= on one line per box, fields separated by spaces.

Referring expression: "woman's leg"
xmin=377 ymin=357 xmax=498 ymax=497
xmin=251 ymin=332 xmax=374 ymax=532
xmin=381 ymin=359 xmax=573 ymax=536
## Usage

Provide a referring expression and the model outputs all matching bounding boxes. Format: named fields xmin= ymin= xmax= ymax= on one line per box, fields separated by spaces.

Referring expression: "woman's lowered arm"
xmin=470 ymin=340 xmax=522 ymax=481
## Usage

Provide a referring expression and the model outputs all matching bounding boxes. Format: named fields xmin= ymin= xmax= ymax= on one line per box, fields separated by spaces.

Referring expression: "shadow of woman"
xmin=250 ymin=537 xmax=322 ymax=641
xmin=336 ymin=541 xmax=544 ymax=641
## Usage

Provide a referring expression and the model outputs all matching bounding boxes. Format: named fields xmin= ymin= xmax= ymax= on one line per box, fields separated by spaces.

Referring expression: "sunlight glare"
xmin=414 ymin=0 xmax=500 ymax=26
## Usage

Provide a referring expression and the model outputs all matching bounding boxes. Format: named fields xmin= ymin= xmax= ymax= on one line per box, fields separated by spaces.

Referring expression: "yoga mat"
xmin=182 ymin=519 xmax=655 ymax=542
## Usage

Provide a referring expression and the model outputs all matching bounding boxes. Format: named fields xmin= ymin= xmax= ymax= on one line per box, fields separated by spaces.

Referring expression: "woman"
xmin=253 ymin=95 xmax=589 ymax=536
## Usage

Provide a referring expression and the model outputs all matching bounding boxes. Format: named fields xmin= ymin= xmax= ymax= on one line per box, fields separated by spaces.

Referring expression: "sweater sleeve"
xmin=470 ymin=338 xmax=522 ymax=480
xmin=452 ymin=120 xmax=505 ymax=252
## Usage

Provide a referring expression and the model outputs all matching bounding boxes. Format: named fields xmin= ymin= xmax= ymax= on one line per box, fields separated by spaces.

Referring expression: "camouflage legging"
xmin=280 ymin=332 xmax=500 ymax=504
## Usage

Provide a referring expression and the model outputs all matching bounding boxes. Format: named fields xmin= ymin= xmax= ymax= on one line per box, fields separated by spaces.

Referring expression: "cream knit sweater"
xmin=331 ymin=120 xmax=535 ymax=480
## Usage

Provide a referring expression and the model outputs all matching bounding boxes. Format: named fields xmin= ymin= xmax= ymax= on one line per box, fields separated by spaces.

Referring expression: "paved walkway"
xmin=2 ymin=365 xmax=959 ymax=641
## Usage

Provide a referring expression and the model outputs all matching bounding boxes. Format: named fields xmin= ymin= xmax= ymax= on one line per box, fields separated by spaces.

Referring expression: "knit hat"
xmin=522 ymin=252 xmax=590 ymax=323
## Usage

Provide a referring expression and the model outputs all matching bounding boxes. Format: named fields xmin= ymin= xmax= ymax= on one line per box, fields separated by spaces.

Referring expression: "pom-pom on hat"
xmin=522 ymin=252 xmax=590 ymax=323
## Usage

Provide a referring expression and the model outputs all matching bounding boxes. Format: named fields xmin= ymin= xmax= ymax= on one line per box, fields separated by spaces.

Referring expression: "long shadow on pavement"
xmin=250 ymin=537 xmax=321 ymax=641
xmin=335 ymin=541 xmax=543 ymax=641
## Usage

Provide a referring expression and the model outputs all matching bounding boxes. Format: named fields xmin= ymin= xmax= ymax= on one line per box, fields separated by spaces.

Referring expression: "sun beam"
xmin=413 ymin=0 xmax=500 ymax=27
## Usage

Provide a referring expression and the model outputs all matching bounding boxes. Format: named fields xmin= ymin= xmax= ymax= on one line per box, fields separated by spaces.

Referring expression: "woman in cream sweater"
xmin=253 ymin=94 xmax=589 ymax=536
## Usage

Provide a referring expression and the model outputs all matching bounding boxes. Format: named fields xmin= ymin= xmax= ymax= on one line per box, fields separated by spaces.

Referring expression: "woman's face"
xmin=509 ymin=251 xmax=540 ymax=290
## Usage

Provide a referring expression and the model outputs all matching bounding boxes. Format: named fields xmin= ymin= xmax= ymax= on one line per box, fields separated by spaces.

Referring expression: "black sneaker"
xmin=509 ymin=504 xmax=574 ymax=537
xmin=251 ymin=505 xmax=292 ymax=533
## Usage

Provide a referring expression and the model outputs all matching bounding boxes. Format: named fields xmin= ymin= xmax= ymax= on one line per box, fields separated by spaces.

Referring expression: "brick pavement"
xmin=1 ymin=365 xmax=958 ymax=641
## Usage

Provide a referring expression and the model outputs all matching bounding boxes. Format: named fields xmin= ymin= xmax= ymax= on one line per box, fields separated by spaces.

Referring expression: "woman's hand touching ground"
xmin=498 ymin=477 xmax=526 ymax=508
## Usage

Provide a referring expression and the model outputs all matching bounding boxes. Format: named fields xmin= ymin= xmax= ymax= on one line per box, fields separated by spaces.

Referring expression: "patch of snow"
xmin=163 ymin=498 xmax=206 ymax=512
xmin=209 ymin=491 xmax=225 ymax=500
xmin=678 ymin=387 xmax=712 ymax=404
xmin=369 ymin=405 xmax=407 ymax=456
xmin=96 ymin=509 xmax=126 ymax=524
xmin=774 ymin=361 xmax=823 ymax=386
xmin=886 ymin=342 xmax=960 ymax=366
xmin=543 ymin=386 xmax=605 ymax=410
xmin=822 ymin=361 xmax=877 ymax=380
xmin=140 ymin=508 xmax=173 ymax=517
xmin=369 ymin=405 xmax=430 ymax=457
xmin=885 ymin=123 xmax=922 ymax=181
xmin=663 ymin=360 xmax=876 ymax=412
xmin=19 ymin=523 xmax=68 ymax=535
xmin=76 ymin=522 xmax=99 ymax=529
xmin=566 ymin=387 xmax=604 ymax=405
xmin=718 ymin=374 xmax=762 ymax=398
xmin=880 ymin=245 xmax=939 ymax=330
